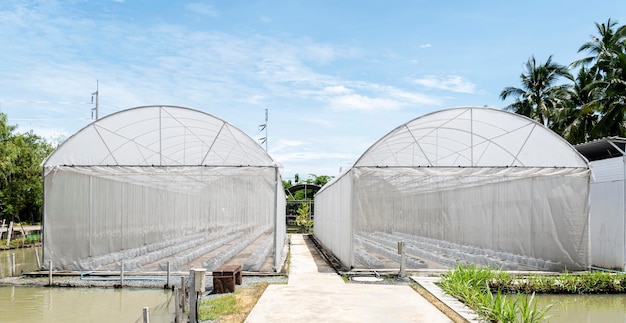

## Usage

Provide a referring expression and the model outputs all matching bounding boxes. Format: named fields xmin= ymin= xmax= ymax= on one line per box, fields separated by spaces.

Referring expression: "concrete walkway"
xmin=245 ymin=234 xmax=453 ymax=323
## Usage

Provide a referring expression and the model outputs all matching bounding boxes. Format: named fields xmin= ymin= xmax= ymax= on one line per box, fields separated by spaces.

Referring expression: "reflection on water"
xmin=534 ymin=294 xmax=626 ymax=323
xmin=0 ymin=247 xmax=41 ymax=278
xmin=0 ymin=286 xmax=173 ymax=323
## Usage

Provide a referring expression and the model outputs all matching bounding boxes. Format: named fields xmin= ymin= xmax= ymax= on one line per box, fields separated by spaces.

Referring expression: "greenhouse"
xmin=315 ymin=107 xmax=590 ymax=272
xmin=42 ymin=105 xmax=286 ymax=273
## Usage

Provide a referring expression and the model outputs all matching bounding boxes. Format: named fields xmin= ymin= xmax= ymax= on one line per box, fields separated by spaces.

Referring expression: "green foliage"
xmin=439 ymin=264 xmax=552 ymax=323
xmin=491 ymin=270 xmax=626 ymax=294
xmin=295 ymin=202 xmax=313 ymax=233
xmin=502 ymin=18 xmax=626 ymax=144
xmin=0 ymin=112 xmax=54 ymax=224
xmin=441 ymin=265 xmax=626 ymax=322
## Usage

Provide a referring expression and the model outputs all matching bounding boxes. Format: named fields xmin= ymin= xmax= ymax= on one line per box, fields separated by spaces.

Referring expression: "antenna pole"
xmin=258 ymin=108 xmax=269 ymax=151
xmin=91 ymin=80 xmax=99 ymax=120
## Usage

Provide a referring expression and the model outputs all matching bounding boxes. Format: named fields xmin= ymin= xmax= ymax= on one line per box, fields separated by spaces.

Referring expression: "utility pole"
xmin=91 ymin=80 xmax=99 ymax=120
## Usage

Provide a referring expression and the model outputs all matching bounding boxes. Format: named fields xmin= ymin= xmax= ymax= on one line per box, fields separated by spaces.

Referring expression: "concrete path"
xmin=245 ymin=234 xmax=453 ymax=323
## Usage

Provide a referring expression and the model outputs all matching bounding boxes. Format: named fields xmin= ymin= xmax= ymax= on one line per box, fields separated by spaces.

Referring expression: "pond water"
xmin=0 ymin=286 xmax=174 ymax=323
xmin=534 ymin=294 xmax=626 ymax=323
xmin=0 ymin=247 xmax=41 ymax=278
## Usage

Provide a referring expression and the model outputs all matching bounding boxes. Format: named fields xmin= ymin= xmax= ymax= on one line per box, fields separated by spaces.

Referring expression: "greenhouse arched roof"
xmin=354 ymin=107 xmax=588 ymax=168
xmin=44 ymin=105 xmax=275 ymax=167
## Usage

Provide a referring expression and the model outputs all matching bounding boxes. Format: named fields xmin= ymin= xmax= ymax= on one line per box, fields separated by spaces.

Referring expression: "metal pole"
xmin=91 ymin=80 xmax=99 ymax=120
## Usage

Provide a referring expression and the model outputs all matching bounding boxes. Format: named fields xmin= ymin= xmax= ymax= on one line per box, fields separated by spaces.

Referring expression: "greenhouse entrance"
xmin=42 ymin=106 xmax=287 ymax=273
xmin=285 ymin=183 xmax=320 ymax=232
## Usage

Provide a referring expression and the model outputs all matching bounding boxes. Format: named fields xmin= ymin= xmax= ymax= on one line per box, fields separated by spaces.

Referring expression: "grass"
xmin=490 ymin=269 xmax=626 ymax=294
xmin=198 ymin=282 xmax=269 ymax=323
xmin=439 ymin=264 xmax=626 ymax=322
xmin=438 ymin=264 xmax=552 ymax=323
xmin=0 ymin=234 xmax=41 ymax=249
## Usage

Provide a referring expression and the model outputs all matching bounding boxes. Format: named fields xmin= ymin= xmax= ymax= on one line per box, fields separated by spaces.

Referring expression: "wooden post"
xmin=48 ymin=260 xmax=52 ymax=286
xmin=166 ymin=261 xmax=171 ymax=288
xmin=120 ymin=260 xmax=125 ymax=287
xmin=35 ymin=248 xmax=41 ymax=269
xmin=0 ymin=219 xmax=5 ymax=240
xmin=11 ymin=253 xmax=15 ymax=276
xmin=174 ymin=287 xmax=180 ymax=323
xmin=398 ymin=241 xmax=406 ymax=278
xmin=6 ymin=221 xmax=13 ymax=247
xmin=181 ymin=276 xmax=186 ymax=313
xmin=142 ymin=307 xmax=149 ymax=323
xmin=189 ymin=269 xmax=197 ymax=323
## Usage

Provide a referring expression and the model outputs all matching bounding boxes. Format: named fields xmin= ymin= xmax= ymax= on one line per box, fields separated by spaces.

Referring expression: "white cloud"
xmin=185 ymin=3 xmax=219 ymax=17
xmin=301 ymin=117 xmax=333 ymax=128
xmin=411 ymin=75 xmax=476 ymax=94
xmin=322 ymin=85 xmax=351 ymax=95
xmin=329 ymin=93 xmax=404 ymax=111
xmin=310 ymin=83 xmax=441 ymax=111
xmin=420 ymin=44 xmax=432 ymax=48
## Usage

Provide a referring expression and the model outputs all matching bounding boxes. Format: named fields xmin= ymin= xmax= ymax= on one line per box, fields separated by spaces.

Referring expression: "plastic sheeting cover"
xmin=354 ymin=107 xmax=588 ymax=168
xmin=44 ymin=105 xmax=275 ymax=167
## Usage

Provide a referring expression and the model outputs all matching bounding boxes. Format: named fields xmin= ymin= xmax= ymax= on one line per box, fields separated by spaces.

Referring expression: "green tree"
xmin=500 ymin=55 xmax=574 ymax=129
xmin=0 ymin=112 xmax=54 ymax=224
xmin=572 ymin=19 xmax=626 ymax=75
xmin=553 ymin=66 xmax=600 ymax=143
xmin=307 ymin=174 xmax=333 ymax=186
xmin=4 ymin=132 xmax=54 ymax=223
xmin=295 ymin=202 xmax=313 ymax=233
xmin=573 ymin=19 xmax=626 ymax=140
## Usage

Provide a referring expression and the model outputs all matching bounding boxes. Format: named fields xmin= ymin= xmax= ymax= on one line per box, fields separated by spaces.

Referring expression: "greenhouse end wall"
xmin=43 ymin=165 xmax=285 ymax=272
xmin=315 ymin=166 xmax=590 ymax=271
xmin=353 ymin=167 xmax=589 ymax=270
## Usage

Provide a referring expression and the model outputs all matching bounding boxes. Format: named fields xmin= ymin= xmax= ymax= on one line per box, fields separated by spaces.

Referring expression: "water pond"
xmin=0 ymin=286 xmax=173 ymax=322
xmin=534 ymin=293 xmax=626 ymax=323
xmin=0 ymin=247 xmax=41 ymax=278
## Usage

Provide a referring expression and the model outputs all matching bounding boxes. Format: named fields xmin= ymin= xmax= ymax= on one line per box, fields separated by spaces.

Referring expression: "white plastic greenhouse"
xmin=315 ymin=107 xmax=591 ymax=272
xmin=42 ymin=105 xmax=286 ymax=272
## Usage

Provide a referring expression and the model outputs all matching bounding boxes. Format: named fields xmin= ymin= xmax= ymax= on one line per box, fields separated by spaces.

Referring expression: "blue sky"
xmin=1 ymin=1 xmax=625 ymax=180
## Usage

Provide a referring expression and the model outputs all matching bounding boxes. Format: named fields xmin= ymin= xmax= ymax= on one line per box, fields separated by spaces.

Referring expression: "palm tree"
xmin=572 ymin=19 xmax=626 ymax=139
xmin=571 ymin=19 xmax=626 ymax=75
xmin=554 ymin=67 xmax=600 ymax=143
xmin=592 ymin=52 xmax=626 ymax=138
xmin=500 ymin=55 xmax=573 ymax=129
